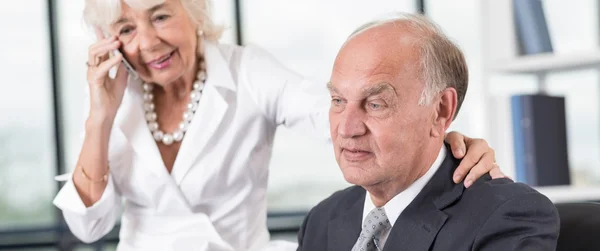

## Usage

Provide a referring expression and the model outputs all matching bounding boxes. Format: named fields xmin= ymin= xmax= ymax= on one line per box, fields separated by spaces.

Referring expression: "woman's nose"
xmin=137 ymin=27 xmax=161 ymax=52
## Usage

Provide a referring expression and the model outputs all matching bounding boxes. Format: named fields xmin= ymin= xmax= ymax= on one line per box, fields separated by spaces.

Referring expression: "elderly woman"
xmin=53 ymin=0 xmax=503 ymax=250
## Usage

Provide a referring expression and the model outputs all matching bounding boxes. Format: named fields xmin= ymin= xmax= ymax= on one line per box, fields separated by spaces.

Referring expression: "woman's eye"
xmin=120 ymin=27 xmax=133 ymax=35
xmin=332 ymin=98 xmax=343 ymax=105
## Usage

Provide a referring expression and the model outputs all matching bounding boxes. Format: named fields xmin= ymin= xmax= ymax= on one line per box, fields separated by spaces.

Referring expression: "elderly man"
xmin=296 ymin=13 xmax=560 ymax=251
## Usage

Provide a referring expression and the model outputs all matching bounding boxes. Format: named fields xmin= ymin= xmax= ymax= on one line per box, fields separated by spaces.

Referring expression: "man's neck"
xmin=367 ymin=141 xmax=444 ymax=207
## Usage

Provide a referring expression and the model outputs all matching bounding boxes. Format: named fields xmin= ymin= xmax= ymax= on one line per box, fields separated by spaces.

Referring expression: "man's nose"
xmin=338 ymin=106 xmax=367 ymax=138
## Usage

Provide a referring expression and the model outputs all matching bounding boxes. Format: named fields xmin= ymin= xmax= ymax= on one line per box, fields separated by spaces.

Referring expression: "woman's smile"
xmin=147 ymin=50 xmax=175 ymax=70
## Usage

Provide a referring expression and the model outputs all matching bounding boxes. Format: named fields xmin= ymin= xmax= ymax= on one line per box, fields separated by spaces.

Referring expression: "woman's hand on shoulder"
xmin=445 ymin=131 xmax=508 ymax=188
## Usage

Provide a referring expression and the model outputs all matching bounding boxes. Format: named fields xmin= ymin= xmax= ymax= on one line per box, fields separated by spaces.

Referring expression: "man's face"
xmin=328 ymin=24 xmax=435 ymax=188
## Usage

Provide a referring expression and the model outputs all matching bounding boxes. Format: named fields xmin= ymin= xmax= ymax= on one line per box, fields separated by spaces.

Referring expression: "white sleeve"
xmin=53 ymin=172 xmax=121 ymax=243
xmin=238 ymin=45 xmax=331 ymax=143
xmin=51 ymin=86 xmax=121 ymax=243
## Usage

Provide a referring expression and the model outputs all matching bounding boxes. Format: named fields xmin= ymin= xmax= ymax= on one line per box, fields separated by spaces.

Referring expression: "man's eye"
xmin=332 ymin=98 xmax=343 ymax=105
xmin=368 ymin=103 xmax=383 ymax=110
xmin=154 ymin=15 xmax=170 ymax=22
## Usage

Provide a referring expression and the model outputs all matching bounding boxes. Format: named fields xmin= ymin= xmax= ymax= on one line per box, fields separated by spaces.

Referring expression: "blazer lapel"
xmin=384 ymin=145 xmax=464 ymax=251
xmin=116 ymin=78 xmax=196 ymax=209
xmin=328 ymin=187 xmax=366 ymax=251
xmin=171 ymin=41 xmax=237 ymax=185
xmin=117 ymin=77 xmax=168 ymax=178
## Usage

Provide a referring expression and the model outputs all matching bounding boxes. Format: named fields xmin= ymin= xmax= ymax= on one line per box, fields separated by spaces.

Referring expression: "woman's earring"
xmin=197 ymin=29 xmax=204 ymax=37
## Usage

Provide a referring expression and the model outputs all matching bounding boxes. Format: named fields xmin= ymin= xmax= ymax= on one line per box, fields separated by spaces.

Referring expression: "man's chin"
xmin=341 ymin=168 xmax=373 ymax=186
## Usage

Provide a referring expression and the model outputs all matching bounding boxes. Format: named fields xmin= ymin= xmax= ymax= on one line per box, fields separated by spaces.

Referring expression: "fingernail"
xmin=456 ymin=149 xmax=464 ymax=156
xmin=465 ymin=179 xmax=473 ymax=187
xmin=453 ymin=174 xmax=460 ymax=182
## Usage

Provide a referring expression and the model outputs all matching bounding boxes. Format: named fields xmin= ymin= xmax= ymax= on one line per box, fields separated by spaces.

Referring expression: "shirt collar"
xmin=202 ymin=41 xmax=237 ymax=92
xmin=363 ymin=145 xmax=447 ymax=226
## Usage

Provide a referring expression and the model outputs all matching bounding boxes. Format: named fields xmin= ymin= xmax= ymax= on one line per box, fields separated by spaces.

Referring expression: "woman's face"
xmin=109 ymin=0 xmax=198 ymax=86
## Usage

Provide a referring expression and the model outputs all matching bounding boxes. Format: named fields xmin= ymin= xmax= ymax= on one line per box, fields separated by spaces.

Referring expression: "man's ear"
xmin=430 ymin=88 xmax=458 ymax=138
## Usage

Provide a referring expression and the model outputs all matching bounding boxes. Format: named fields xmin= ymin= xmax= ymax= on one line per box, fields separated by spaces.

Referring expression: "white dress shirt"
xmin=362 ymin=145 xmax=447 ymax=249
xmin=53 ymin=41 xmax=329 ymax=251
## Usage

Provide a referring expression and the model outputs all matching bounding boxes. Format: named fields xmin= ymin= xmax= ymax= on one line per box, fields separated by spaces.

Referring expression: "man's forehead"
xmin=333 ymin=36 xmax=419 ymax=85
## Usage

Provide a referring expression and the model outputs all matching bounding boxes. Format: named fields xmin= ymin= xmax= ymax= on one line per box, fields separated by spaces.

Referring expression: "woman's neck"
xmin=156 ymin=57 xmax=199 ymax=101
xmin=159 ymin=78 xmax=191 ymax=101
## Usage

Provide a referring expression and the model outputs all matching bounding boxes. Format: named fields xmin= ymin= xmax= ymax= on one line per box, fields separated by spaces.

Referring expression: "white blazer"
xmin=53 ymin=41 xmax=331 ymax=251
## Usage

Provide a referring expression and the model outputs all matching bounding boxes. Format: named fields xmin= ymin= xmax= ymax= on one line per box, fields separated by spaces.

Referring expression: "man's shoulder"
xmin=460 ymin=177 xmax=556 ymax=217
xmin=468 ymin=177 xmax=548 ymax=203
xmin=440 ymin=178 xmax=560 ymax=250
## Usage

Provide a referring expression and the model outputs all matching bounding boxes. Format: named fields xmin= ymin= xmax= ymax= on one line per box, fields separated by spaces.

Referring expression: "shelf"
xmin=533 ymin=185 xmax=600 ymax=204
xmin=489 ymin=51 xmax=600 ymax=74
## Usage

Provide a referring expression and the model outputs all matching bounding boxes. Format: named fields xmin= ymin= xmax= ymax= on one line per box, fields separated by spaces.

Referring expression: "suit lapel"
xmin=383 ymin=198 xmax=448 ymax=251
xmin=384 ymin=145 xmax=465 ymax=251
xmin=171 ymin=41 xmax=237 ymax=185
xmin=328 ymin=187 xmax=366 ymax=251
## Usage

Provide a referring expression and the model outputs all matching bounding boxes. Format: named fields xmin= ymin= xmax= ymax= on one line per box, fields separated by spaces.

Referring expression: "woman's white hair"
xmin=349 ymin=13 xmax=468 ymax=118
xmin=83 ymin=0 xmax=223 ymax=43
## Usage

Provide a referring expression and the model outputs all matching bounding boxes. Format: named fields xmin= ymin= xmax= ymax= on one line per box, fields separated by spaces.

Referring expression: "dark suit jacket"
xmin=297 ymin=145 xmax=560 ymax=251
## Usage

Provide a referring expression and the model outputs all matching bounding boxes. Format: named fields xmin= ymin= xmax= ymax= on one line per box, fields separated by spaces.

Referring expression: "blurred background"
xmin=1 ymin=0 xmax=600 ymax=250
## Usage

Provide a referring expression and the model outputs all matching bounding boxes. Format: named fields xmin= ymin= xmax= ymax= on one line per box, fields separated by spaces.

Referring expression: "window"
xmin=240 ymin=0 xmax=417 ymax=211
xmin=0 ymin=0 xmax=56 ymax=229
xmin=427 ymin=0 xmax=600 ymax=184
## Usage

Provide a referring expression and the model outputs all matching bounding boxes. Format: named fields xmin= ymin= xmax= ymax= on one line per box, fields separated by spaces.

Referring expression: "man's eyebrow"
xmin=363 ymin=82 xmax=396 ymax=97
xmin=326 ymin=82 xmax=340 ymax=93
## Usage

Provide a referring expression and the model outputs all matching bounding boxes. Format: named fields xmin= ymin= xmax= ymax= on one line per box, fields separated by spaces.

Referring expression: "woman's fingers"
xmin=446 ymin=131 xmax=467 ymax=158
xmin=452 ymin=139 xmax=489 ymax=183
xmin=489 ymin=163 xmax=509 ymax=180
xmin=92 ymin=53 xmax=123 ymax=81
xmin=462 ymin=151 xmax=495 ymax=188
xmin=88 ymin=37 xmax=119 ymax=67
xmin=114 ymin=61 xmax=130 ymax=84
xmin=87 ymin=40 xmax=121 ymax=81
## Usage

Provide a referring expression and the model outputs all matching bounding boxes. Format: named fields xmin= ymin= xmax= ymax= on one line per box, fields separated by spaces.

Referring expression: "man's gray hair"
xmin=349 ymin=13 xmax=468 ymax=118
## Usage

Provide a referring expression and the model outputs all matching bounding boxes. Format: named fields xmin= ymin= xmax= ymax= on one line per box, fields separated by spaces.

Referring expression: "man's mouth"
xmin=342 ymin=148 xmax=372 ymax=161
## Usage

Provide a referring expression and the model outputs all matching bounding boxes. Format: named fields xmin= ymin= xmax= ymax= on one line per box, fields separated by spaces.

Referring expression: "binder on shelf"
xmin=513 ymin=0 xmax=553 ymax=55
xmin=511 ymin=94 xmax=571 ymax=186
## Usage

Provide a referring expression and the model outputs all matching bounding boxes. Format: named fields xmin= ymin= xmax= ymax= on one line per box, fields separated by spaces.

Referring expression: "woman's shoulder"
xmin=213 ymin=42 xmax=279 ymax=67
xmin=209 ymin=42 xmax=298 ymax=87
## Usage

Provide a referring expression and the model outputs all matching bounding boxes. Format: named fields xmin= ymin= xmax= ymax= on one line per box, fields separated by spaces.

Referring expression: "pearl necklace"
xmin=142 ymin=65 xmax=207 ymax=145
